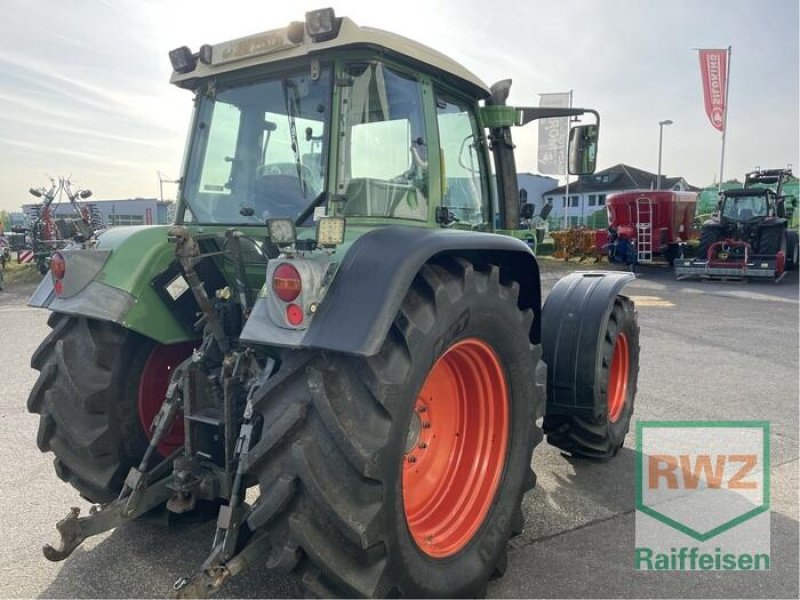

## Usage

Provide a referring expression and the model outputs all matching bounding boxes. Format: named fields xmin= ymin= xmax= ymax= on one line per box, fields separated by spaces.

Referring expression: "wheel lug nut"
xmin=422 ymin=421 xmax=431 ymax=429
xmin=417 ymin=405 xmax=427 ymax=413
xmin=407 ymin=455 xmax=416 ymax=463
xmin=418 ymin=442 xmax=427 ymax=449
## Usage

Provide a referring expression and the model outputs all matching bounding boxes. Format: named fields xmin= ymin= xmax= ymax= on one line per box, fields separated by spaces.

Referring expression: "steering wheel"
xmin=258 ymin=162 xmax=315 ymax=181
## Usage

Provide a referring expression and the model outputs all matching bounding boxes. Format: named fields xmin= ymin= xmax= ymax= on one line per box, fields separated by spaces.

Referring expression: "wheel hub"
xmin=404 ymin=409 xmax=422 ymax=454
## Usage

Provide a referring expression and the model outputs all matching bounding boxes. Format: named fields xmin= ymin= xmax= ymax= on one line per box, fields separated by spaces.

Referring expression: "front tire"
xmin=757 ymin=225 xmax=786 ymax=256
xmin=543 ymin=296 xmax=639 ymax=459
xmin=696 ymin=226 xmax=723 ymax=260
xmin=244 ymin=257 xmax=543 ymax=597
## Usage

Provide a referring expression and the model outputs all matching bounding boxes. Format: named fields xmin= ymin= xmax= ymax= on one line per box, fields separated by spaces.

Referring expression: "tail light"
xmin=50 ymin=253 xmax=66 ymax=280
xmin=272 ymin=263 xmax=302 ymax=302
xmin=286 ymin=303 xmax=304 ymax=326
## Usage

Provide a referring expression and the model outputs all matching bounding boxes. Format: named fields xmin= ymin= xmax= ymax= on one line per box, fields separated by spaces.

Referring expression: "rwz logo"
xmin=635 ymin=421 xmax=770 ymax=571
xmin=648 ymin=453 xmax=758 ymax=490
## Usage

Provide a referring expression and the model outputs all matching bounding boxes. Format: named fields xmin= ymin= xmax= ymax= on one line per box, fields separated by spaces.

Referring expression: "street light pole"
xmin=657 ymin=119 xmax=673 ymax=190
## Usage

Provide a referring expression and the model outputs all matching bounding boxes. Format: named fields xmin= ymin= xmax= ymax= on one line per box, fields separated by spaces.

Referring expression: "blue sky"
xmin=1 ymin=0 xmax=797 ymax=212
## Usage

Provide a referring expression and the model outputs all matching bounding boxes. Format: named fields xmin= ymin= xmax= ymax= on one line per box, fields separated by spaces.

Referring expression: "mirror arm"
xmin=515 ymin=107 xmax=600 ymax=129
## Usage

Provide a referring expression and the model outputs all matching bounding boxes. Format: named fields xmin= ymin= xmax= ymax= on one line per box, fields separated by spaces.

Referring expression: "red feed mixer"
xmin=604 ymin=190 xmax=697 ymax=265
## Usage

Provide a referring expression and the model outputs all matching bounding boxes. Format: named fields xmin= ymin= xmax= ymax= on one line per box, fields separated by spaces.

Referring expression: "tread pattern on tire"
xmin=27 ymin=314 xmax=150 ymax=503
xmin=757 ymin=226 xmax=785 ymax=256
xmin=543 ymin=296 xmax=639 ymax=460
xmin=244 ymin=256 xmax=541 ymax=597
xmin=696 ymin=227 xmax=723 ymax=260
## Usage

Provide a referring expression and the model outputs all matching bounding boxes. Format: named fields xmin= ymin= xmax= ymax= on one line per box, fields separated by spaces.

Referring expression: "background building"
xmin=22 ymin=197 xmax=172 ymax=228
xmin=517 ymin=173 xmax=559 ymax=213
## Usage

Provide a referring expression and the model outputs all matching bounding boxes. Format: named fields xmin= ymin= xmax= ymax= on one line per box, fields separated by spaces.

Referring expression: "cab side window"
xmin=435 ymin=93 xmax=488 ymax=228
xmin=338 ymin=63 xmax=429 ymax=220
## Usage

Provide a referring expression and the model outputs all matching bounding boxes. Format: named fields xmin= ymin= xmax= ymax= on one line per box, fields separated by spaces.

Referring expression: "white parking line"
xmin=681 ymin=288 xmax=799 ymax=304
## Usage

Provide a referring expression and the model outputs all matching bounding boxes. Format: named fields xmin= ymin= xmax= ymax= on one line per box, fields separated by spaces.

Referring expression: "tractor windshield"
xmin=181 ymin=67 xmax=332 ymax=225
xmin=721 ymin=194 xmax=769 ymax=221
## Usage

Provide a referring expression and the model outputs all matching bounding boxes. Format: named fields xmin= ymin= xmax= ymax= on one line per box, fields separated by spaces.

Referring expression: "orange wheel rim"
xmin=607 ymin=332 xmax=629 ymax=423
xmin=402 ymin=338 xmax=509 ymax=558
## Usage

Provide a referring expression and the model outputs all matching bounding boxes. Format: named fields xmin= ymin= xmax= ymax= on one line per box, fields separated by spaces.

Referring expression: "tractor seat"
xmin=738 ymin=208 xmax=754 ymax=220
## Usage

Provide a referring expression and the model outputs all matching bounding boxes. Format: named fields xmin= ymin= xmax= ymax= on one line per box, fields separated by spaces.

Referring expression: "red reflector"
xmin=50 ymin=252 xmax=66 ymax=280
xmin=273 ymin=263 xmax=302 ymax=302
xmin=286 ymin=303 xmax=304 ymax=326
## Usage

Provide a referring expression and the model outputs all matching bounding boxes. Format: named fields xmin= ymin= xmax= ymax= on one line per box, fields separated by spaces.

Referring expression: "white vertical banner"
xmin=537 ymin=92 xmax=571 ymax=175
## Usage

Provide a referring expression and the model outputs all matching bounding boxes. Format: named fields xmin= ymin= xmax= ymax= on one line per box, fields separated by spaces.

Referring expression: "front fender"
xmin=541 ymin=271 xmax=635 ymax=415
xmin=28 ymin=225 xmax=193 ymax=343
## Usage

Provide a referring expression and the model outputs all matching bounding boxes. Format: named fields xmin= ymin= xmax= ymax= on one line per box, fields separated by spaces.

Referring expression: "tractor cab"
xmin=718 ymin=189 xmax=773 ymax=222
xmin=170 ymin=8 xmax=599 ymax=241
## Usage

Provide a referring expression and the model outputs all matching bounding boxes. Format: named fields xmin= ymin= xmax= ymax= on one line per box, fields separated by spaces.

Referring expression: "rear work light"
xmin=273 ymin=263 xmax=302 ymax=302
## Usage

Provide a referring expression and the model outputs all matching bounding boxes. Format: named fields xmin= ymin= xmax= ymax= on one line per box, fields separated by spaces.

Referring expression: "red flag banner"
xmin=699 ymin=49 xmax=728 ymax=131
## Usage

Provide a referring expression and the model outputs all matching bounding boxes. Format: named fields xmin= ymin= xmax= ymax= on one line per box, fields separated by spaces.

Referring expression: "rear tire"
xmin=783 ymin=229 xmax=798 ymax=271
xmin=758 ymin=225 xmax=786 ymax=257
xmin=543 ymin=296 xmax=639 ymax=459
xmin=244 ymin=257 xmax=543 ymax=597
xmin=27 ymin=314 xmax=188 ymax=503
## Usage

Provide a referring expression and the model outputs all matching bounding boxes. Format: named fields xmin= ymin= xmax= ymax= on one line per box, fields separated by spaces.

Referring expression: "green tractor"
xmin=28 ymin=9 xmax=639 ymax=597
xmin=675 ymin=168 xmax=799 ymax=281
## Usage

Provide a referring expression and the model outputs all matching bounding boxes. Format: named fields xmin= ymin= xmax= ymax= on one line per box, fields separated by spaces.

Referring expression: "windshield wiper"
xmin=282 ymin=80 xmax=307 ymax=199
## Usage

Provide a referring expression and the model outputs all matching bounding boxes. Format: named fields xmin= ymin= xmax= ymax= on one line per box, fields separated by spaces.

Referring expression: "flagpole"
xmin=718 ymin=46 xmax=732 ymax=192
xmin=563 ymin=89 xmax=573 ymax=228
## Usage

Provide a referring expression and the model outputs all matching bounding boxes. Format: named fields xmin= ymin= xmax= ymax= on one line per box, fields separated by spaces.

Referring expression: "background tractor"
xmin=675 ymin=168 xmax=798 ymax=281
xmin=26 ymin=9 xmax=639 ymax=598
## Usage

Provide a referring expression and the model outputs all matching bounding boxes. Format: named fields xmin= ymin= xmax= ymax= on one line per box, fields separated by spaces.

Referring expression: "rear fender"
xmin=28 ymin=226 xmax=196 ymax=343
xmin=241 ymin=226 xmax=542 ymax=356
xmin=541 ymin=271 xmax=635 ymax=417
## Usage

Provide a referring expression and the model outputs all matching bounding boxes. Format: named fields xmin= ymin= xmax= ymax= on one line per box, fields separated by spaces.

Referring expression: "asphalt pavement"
xmin=0 ymin=262 xmax=797 ymax=598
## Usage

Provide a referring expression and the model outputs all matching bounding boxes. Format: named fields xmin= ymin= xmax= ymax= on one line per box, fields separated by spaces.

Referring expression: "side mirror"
xmin=79 ymin=189 xmax=93 ymax=199
xmin=568 ymin=124 xmax=599 ymax=175
xmin=520 ymin=204 xmax=534 ymax=219
xmin=775 ymin=196 xmax=785 ymax=218
xmin=29 ymin=188 xmax=42 ymax=198
xmin=539 ymin=203 xmax=553 ymax=221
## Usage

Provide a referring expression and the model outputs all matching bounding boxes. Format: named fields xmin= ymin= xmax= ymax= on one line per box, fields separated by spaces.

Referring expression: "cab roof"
xmin=170 ymin=16 xmax=490 ymax=99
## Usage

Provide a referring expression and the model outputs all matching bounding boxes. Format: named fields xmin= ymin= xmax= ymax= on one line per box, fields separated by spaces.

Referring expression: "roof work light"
xmin=305 ymin=8 xmax=341 ymax=42
xmin=169 ymin=46 xmax=196 ymax=73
